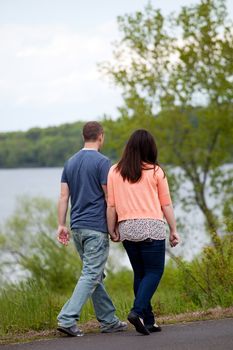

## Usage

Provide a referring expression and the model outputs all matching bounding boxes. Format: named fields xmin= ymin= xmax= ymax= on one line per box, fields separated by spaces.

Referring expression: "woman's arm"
xmin=106 ymin=168 xmax=120 ymax=242
xmin=162 ymin=204 xmax=180 ymax=247
xmin=107 ymin=206 xmax=120 ymax=242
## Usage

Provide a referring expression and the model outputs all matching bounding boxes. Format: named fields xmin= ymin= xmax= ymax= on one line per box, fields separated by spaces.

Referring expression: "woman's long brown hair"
xmin=116 ymin=129 xmax=163 ymax=183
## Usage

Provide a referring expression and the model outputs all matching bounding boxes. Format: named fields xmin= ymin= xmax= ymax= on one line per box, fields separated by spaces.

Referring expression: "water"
xmin=0 ymin=167 xmax=130 ymax=276
xmin=0 ymin=168 xmax=62 ymax=221
xmin=0 ymin=166 xmax=224 ymax=270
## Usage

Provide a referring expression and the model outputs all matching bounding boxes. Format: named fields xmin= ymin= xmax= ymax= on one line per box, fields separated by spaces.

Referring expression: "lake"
xmin=0 ymin=167 xmax=215 ymax=265
xmin=0 ymin=168 xmax=62 ymax=221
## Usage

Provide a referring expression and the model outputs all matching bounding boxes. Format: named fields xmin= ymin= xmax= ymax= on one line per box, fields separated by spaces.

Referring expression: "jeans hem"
xmin=57 ymin=321 xmax=77 ymax=328
xmin=100 ymin=319 xmax=120 ymax=329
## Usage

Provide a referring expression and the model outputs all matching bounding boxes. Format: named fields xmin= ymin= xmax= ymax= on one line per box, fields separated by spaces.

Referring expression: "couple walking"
xmin=57 ymin=121 xmax=180 ymax=337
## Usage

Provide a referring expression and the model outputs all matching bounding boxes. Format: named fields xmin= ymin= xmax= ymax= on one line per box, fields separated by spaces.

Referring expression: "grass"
xmin=1 ymin=198 xmax=232 ymax=345
xmin=0 ymin=235 xmax=232 ymax=343
xmin=0 ymin=281 xmax=60 ymax=334
xmin=1 ymin=307 xmax=233 ymax=345
xmin=1 ymin=261 xmax=232 ymax=339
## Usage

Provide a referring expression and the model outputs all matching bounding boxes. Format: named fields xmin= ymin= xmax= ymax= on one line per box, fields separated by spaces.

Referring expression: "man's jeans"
xmin=57 ymin=229 xmax=119 ymax=328
xmin=123 ymin=239 xmax=165 ymax=327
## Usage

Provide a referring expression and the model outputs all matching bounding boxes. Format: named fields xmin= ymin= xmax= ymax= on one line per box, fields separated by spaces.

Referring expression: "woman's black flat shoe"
xmin=147 ymin=324 xmax=162 ymax=332
xmin=128 ymin=311 xmax=150 ymax=335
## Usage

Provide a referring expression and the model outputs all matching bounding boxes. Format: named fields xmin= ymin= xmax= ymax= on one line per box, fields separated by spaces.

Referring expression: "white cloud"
xmin=0 ymin=21 xmax=120 ymax=113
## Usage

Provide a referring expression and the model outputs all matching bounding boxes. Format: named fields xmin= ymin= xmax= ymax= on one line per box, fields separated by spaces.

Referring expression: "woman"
xmin=107 ymin=129 xmax=180 ymax=336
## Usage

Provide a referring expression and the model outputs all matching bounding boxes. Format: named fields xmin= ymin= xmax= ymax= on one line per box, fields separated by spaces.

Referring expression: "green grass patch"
xmin=1 ymin=252 xmax=233 ymax=338
xmin=0 ymin=200 xmax=232 ymax=338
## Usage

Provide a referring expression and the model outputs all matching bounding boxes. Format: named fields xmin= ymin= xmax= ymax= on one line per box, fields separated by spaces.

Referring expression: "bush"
xmin=0 ymin=197 xmax=81 ymax=293
xmin=168 ymin=234 xmax=233 ymax=310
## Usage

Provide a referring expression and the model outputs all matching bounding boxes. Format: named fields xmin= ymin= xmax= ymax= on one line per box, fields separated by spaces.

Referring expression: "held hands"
xmin=169 ymin=231 xmax=180 ymax=248
xmin=109 ymin=226 xmax=120 ymax=242
xmin=57 ymin=225 xmax=70 ymax=246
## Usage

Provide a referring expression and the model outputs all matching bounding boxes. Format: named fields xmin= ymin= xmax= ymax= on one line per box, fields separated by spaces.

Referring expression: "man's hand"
xmin=57 ymin=225 xmax=70 ymax=246
xmin=169 ymin=231 xmax=180 ymax=248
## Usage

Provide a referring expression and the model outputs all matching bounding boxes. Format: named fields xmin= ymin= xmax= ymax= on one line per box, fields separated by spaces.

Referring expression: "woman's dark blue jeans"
xmin=123 ymin=239 xmax=165 ymax=327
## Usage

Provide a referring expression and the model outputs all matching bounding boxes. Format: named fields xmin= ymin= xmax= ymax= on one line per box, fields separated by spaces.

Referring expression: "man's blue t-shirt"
xmin=61 ymin=149 xmax=111 ymax=233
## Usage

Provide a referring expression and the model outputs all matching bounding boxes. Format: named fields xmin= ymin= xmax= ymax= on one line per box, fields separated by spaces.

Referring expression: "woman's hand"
xmin=110 ymin=225 xmax=120 ymax=242
xmin=110 ymin=232 xmax=120 ymax=242
xmin=169 ymin=231 xmax=180 ymax=247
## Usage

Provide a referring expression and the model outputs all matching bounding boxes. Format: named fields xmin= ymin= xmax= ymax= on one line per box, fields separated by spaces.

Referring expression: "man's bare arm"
xmin=57 ymin=183 xmax=70 ymax=245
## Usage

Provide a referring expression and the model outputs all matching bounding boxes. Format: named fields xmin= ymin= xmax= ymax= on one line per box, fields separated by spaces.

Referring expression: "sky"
xmin=0 ymin=0 xmax=233 ymax=132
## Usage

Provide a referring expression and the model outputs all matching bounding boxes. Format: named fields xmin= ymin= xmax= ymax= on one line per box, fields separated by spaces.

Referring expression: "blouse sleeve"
xmin=157 ymin=167 xmax=172 ymax=206
xmin=107 ymin=167 xmax=116 ymax=207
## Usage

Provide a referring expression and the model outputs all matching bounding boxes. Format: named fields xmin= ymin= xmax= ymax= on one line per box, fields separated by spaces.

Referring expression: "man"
xmin=56 ymin=121 xmax=127 ymax=337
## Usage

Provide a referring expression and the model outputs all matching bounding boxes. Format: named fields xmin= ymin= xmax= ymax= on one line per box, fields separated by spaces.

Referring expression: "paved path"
xmin=1 ymin=318 xmax=233 ymax=350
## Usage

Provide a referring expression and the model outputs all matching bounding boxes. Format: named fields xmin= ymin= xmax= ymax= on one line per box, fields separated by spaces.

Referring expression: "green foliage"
xmin=0 ymin=201 xmax=232 ymax=337
xmin=0 ymin=280 xmax=61 ymax=335
xmin=102 ymin=0 xmax=232 ymax=108
xmin=0 ymin=197 xmax=81 ymax=293
xmin=101 ymin=0 xmax=233 ymax=244
xmin=170 ymin=234 xmax=233 ymax=309
xmin=0 ymin=122 xmax=84 ymax=168
xmin=105 ymin=269 xmax=134 ymax=319
xmin=152 ymin=261 xmax=199 ymax=315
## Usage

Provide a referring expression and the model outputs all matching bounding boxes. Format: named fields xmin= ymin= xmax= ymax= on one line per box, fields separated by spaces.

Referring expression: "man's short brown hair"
xmin=83 ymin=121 xmax=104 ymax=142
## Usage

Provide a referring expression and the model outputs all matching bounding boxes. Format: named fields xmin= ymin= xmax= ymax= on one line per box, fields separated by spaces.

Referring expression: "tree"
xmin=101 ymin=0 xmax=233 ymax=245
xmin=0 ymin=121 xmax=85 ymax=168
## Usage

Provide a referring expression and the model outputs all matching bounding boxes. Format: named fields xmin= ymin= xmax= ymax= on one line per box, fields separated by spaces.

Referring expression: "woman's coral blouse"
xmin=107 ymin=165 xmax=172 ymax=222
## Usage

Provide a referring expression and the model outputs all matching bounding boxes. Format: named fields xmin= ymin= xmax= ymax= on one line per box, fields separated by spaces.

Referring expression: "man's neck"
xmin=83 ymin=142 xmax=99 ymax=151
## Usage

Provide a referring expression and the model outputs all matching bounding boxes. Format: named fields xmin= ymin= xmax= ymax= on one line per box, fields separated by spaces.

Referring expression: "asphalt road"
xmin=1 ymin=318 xmax=233 ymax=350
